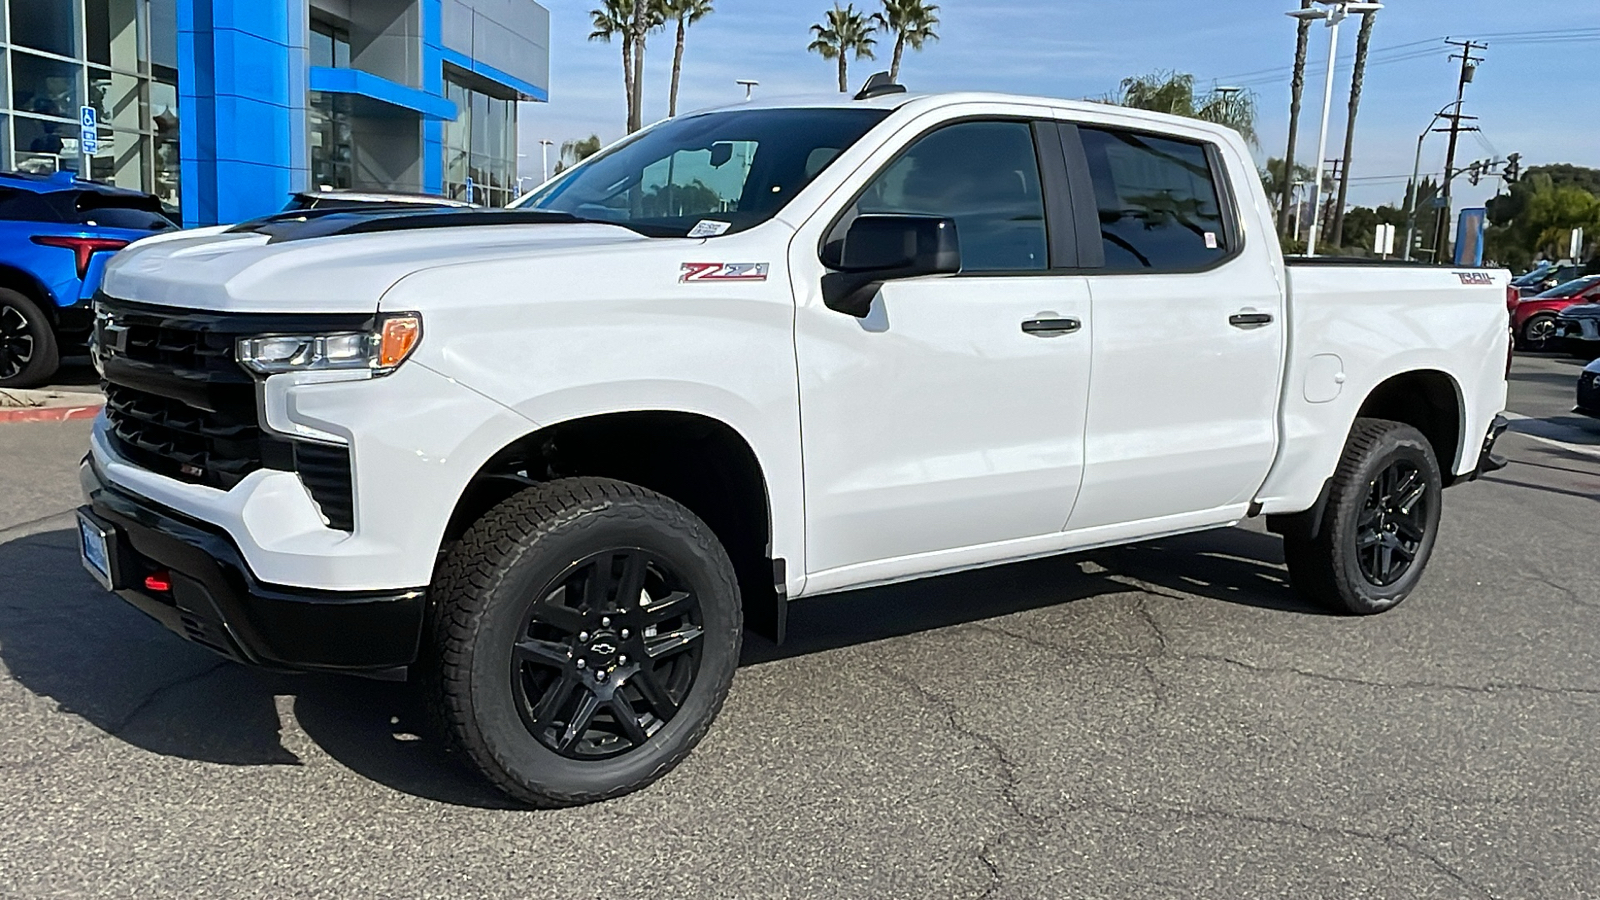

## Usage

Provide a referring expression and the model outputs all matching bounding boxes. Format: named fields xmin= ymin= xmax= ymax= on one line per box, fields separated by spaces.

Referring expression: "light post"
xmin=1292 ymin=180 xmax=1312 ymax=242
xmin=1286 ymin=1 xmax=1383 ymax=257
xmin=1402 ymin=104 xmax=1454 ymax=261
xmin=737 ymin=79 xmax=759 ymax=101
xmin=539 ymin=139 xmax=554 ymax=182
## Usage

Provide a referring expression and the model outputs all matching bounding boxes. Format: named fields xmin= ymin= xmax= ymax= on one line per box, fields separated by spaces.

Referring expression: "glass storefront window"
xmin=11 ymin=0 xmax=81 ymax=59
xmin=310 ymin=19 xmax=351 ymax=70
xmin=309 ymin=92 xmax=353 ymax=189
xmin=14 ymin=115 xmax=79 ymax=175
xmin=13 ymin=52 xmax=82 ymax=121
xmin=86 ymin=0 xmax=142 ymax=72
xmin=443 ymin=71 xmax=519 ymax=207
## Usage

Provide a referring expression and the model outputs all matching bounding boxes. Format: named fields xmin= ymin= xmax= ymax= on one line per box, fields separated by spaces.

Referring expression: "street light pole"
xmin=1402 ymin=105 xmax=1453 ymax=261
xmin=737 ymin=79 xmax=759 ymax=101
xmin=1287 ymin=1 xmax=1382 ymax=257
xmin=539 ymin=139 xmax=554 ymax=182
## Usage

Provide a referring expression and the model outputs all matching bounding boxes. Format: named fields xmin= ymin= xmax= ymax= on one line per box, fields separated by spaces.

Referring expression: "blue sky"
xmin=517 ymin=0 xmax=1600 ymax=211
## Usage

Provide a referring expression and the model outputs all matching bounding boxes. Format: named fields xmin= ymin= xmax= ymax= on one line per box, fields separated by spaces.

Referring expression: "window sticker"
xmin=687 ymin=220 xmax=733 ymax=238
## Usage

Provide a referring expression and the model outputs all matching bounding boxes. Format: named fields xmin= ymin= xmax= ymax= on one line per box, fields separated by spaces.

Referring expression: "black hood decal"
xmin=228 ymin=208 xmax=587 ymax=244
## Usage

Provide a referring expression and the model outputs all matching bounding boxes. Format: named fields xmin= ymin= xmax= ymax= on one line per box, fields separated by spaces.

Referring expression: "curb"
xmin=0 ymin=404 xmax=103 ymax=424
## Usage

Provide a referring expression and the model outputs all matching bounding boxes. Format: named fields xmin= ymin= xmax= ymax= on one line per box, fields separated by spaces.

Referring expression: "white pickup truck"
xmin=77 ymin=83 xmax=1511 ymax=807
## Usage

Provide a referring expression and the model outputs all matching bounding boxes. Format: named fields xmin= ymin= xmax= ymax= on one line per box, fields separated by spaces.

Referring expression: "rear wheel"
xmin=427 ymin=478 xmax=742 ymax=807
xmin=0 ymin=288 xmax=59 ymax=389
xmin=1284 ymin=419 xmax=1443 ymax=615
xmin=1518 ymin=313 xmax=1558 ymax=352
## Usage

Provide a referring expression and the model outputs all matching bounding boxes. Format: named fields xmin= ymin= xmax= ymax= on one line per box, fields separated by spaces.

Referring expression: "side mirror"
xmin=821 ymin=215 xmax=961 ymax=317
xmin=709 ymin=142 xmax=735 ymax=168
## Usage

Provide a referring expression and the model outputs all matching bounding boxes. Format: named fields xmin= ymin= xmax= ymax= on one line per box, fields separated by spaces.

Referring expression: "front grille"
xmin=103 ymin=382 xmax=262 ymax=488
xmin=97 ymin=296 xmax=368 ymax=530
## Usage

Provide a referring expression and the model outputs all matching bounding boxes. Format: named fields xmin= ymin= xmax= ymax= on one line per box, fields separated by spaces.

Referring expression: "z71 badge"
xmin=680 ymin=262 xmax=770 ymax=283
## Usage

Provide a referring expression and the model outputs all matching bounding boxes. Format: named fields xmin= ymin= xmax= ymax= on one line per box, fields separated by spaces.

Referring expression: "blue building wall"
xmin=176 ymin=0 xmax=547 ymax=227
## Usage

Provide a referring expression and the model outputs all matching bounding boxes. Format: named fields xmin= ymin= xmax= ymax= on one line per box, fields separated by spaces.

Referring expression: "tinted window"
xmin=1537 ymin=276 xmax=1600 ymax=299
xmin=835 ymin=120 xmax=1048 ymax=272
xmin=521 ymin=108 xmax=888 ymax=237
xmin=1080 ymin=127 xmax=1229 ymax=272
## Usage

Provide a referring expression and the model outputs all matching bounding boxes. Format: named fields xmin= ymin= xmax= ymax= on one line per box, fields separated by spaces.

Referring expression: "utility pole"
xmin=1320 ymin=158 xmax=1344 ymax=245
xmin=1431 ymin=38 xmax=1487 ymax=259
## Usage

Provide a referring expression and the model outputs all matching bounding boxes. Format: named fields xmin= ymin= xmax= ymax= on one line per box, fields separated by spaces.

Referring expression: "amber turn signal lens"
xmin=378 ymin=315 xmax=422 ymax=368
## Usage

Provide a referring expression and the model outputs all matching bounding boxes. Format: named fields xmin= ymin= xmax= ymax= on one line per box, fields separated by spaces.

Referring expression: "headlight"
xmin=236 ymin=314 xmax=422 ymax=377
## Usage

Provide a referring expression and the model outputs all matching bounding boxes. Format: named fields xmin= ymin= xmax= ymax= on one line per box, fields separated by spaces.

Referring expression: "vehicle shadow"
xmin=0 ymin=522 xmax=1307 ymax=808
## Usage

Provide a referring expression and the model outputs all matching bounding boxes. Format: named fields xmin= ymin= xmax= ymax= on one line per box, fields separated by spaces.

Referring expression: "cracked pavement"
xmin=1 ymin=354 xmax=1597 ymax=899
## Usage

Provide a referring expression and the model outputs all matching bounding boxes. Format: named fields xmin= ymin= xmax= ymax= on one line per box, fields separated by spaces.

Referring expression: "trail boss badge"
xmin=680 ymin=262 xmax=770 ymax=283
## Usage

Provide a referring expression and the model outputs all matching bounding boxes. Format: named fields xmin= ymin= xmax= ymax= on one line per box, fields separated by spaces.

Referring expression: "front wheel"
xmin=1284 ymin=419 xmax=1444 ymax=615
xmin=427 ymin=478 xmax=742 ymax=807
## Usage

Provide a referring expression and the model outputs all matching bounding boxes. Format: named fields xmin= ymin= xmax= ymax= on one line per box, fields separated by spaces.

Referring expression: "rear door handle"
xmin=1021 ymin=317 xmax=1081 ymax=336
xmin=1229 ymin=312 xmax=1274 ymax=328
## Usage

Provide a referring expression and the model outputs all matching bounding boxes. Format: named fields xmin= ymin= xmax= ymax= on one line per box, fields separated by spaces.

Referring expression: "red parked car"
xmin=1514 ymin=275 xmax=1600 ymax=351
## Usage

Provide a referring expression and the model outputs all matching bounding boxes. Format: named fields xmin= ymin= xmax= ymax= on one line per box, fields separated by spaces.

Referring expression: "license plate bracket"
xmin=77 ymin=510 xmax=120 ymax=591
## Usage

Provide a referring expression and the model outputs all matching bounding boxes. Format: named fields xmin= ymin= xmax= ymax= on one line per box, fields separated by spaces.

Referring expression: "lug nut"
xmin=579 ymin=631 xmax=590 ymax=642
xmin=601 ymin=617 xmax=611 ymax=627
xmin=618 ymin=655 xmax=628 ymax=665
xmin=576 ymin=658 xmax=587 ymax=669
xmin=620 ymin=629 xmax=630 ymax=639
xmin=594 ymin=670 xmax=607 ymax=682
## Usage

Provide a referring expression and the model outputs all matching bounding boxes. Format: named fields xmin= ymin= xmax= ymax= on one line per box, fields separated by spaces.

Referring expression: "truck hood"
xmin=101 ymin=213 xmax=650 ymax=314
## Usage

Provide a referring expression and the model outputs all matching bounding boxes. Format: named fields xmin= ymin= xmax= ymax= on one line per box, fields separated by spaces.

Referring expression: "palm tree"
xmin=556 ymin=135 xmax=603 ymax=174
xmin=809 ymin=3 xmax=877 ymax=94
xmin=1111 ymin=71 xmax=1258 ymax=145
xmin=589 ymin=1 xmax=636 ymax=132
xmin=660 ymin=0 xmax=714 ymax=117
xmin=1196 ymin=87 xmax=1259 ymax=147
xmin=1330 ymin=7 xmax=1377 ymax=247
xmin=1279 ymin=0 xmax=1314 ymax=238
xmin=627 ymin=0 xmax=662 ymax=132
xmin=871 ymin=0 xmax=938 ymax=83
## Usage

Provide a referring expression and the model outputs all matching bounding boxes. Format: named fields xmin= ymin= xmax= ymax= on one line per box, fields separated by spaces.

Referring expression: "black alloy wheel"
xmin=510 ymin=548 xmax=704 ymax=760
xmin=0 ymin=288 xmax=58 ymax=389
xmin=1354 ymin=460 xmax=1429 ymax=587
xmin=0 ymin=300 xmax=36 ymax=381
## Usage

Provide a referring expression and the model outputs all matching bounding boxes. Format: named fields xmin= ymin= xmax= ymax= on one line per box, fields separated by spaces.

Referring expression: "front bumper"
xmin=80 ymin=456 xmax=426 ymax=674
xmin=1577 ymin=370 xmax=1600 ymax=418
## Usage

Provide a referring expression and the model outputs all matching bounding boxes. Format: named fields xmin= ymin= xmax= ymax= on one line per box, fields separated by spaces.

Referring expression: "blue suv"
xmin=1 ymin=171 xmax=177 ymax=388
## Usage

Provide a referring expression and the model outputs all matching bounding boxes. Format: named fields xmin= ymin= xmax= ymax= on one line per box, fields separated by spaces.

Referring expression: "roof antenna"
xmin=854 ymin=71 xmax=906 ymax=101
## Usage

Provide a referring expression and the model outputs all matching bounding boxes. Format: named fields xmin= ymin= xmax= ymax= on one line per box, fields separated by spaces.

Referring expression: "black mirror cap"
xmin=821 ymin=215 xmax=961 ymax=317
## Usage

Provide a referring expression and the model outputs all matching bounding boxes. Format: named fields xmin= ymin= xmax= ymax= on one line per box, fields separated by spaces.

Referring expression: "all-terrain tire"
xmin=0 ymin=288 xmax=59 ymax=389
xmin=426 ymin=477 xmax=742 ymax=807
xmin=1284 ymin=419 xmax=1444 ymax=615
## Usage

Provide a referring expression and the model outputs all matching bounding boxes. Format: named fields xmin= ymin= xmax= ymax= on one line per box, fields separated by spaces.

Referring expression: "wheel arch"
xmin=441 ymin=410 xmax=781 ymax=635
xmin=1353 ymin=368 xmax=1465 ymax=480
xmin=0 ymin=264 xmax=57 ymax=322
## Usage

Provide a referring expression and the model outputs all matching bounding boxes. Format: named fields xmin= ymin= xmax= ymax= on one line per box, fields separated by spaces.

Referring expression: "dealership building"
xmin=1 ymin=0 xmax=549 ymax=225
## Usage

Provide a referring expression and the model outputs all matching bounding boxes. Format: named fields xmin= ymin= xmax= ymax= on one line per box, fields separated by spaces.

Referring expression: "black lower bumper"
xmin=80 ymin=459 xmax=427 ymax=675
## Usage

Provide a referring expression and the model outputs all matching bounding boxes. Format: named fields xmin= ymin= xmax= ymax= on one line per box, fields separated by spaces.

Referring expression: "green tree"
xmin=1279 ymin=0 xmax=1314 ymax=238
xmin=1486 ymin=172 xmax=1600 ymax=270
xmin=660 ymin=0 xmax=714 ymax=118
xmin=872 ymin=0 xmax=939 ymax=83
xmin=1330 ymin=7 xmax=1378 ymax=247
xmin=555 ymin=135 xmax=603 ymax=174
xmin=809 ymin=3 xmax=877 ymax=93
xmin=1111 ymin=71 xmax=1258 ymax=145
xmin=1259 ymin=157 xmax=1313 ymax=209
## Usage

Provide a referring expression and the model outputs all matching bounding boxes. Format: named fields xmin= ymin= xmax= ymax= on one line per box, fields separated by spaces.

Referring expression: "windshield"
xmin=1536 ymin=276 xmax=1600 ymax=299
xmin=514 ymin=107 xmax=890 ymax=237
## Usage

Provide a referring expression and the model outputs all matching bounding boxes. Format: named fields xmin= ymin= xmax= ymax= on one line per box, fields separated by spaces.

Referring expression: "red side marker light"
xmin=144 ymin=572 xmax=172 ymax=593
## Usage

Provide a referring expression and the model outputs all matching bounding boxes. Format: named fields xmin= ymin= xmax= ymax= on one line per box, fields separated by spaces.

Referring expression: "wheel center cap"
xmin=586 ymin=632 xmax=620 ymax=665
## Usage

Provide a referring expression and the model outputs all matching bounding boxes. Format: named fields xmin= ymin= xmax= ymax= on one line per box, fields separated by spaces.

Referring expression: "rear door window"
xmin=1078 ymin=127 xmax=1230 ymax=272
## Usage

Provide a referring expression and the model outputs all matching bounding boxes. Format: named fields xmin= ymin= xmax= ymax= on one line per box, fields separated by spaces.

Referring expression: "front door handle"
xmin=1229 ymin=312 xmax=1274 ymax=328
xmin=1021 ymin=317 xmax=1081 ymax=336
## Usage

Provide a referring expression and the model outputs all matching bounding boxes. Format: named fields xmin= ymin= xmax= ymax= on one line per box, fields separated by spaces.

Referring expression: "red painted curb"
xmin=0 ymin=404 xmax=104 ymax=424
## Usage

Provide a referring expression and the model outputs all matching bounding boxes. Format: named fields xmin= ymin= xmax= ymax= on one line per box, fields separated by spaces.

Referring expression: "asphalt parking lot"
xmin=2 ymin=355 xmax=1597 ymax=899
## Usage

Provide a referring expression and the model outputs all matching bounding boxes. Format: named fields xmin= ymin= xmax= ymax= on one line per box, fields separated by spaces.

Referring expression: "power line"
xmin=1213 ymin=29 xmax=1599 ymax=88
